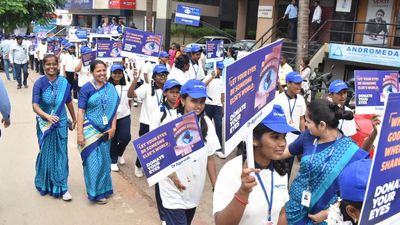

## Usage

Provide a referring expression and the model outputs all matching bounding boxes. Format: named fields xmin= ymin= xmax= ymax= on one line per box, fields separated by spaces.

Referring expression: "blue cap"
xmin=329 ymin=80 xmax=348 ymax=93
xmin=286 ymin=71 xmax=303 ymax=83
xmin=67 ymin=43 xmax=75 ymax=49
xmin=191 ymin=45 xmax=202 ymax=53
xmin=216 ymin=61 xmax=224 ymax=70
xmin=90 ymin=41 xmax=96 ymax=44
xmin=184 ymin=47 xmax=192 ymax=53
xmin=41 ymin=37 xmax=47 ymax=41
xmin=261 ymin=105 xmax=300 ymax=134
xmin=159 ymin=51 xmax=169 ymax=58
xmin=339 ymin=159 xmax=372 ymax=202
xmin=180 ymin=79 xmax=209 ymax=99
xmin=163 ymin=79 xmax=181 ymax=92
xmin=111 ymin=63 xmax=124 ymax=72
xmin=61 ymin=39 xmax=68 ymax=45
xmin=153 ymin=64 xmax=169 ymax=75
xmin=15 ymin=34 xmax=24 ymax=39
xmin=80 ymin=46 xmax=92 ymax=54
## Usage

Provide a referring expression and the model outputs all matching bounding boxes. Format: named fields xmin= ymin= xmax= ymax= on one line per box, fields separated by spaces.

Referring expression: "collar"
xmin=191 ymin=59 xmax=198 ymax=65
xmin=285 ymin=90 xmax=297 ymax=99
xmin=254 ymin=160 xmax=274 ymax=171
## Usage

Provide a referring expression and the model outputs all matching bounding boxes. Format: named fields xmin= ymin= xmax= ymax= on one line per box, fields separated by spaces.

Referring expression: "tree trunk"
xmin=146 ymin=0 xmax=153 ymax=32
xmin=296 ymin=0 xmax=310 ymax=69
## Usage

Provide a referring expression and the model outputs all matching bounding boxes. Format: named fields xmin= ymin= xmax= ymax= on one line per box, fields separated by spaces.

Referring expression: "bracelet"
xmin=234 ymin=192 xmax=248 ymax=206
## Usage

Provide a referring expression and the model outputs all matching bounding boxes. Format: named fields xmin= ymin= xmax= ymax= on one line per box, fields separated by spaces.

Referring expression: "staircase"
xmin=282 ymin=40 xmax=323 ymax=68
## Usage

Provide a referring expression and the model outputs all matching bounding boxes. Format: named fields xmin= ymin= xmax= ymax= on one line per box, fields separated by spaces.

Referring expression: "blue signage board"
xmin=223 ymin=39 xmax=283 ymax=155
xmin=355 ymin=70 xmax=399 ymax=115
xmin=329 ymin=43 xmax=400 ymax=68
xmin=175 ymin=4 xmax=201 ymax=27
xmin=32 ymin=19 xmax=57 ymax=33
xmin=81 ymin=51 xmax=97 ymax=67
xmin=64 ymin=0 xmax=93 ymax=9
xmin=359 ymin=93 xmax=400 ymax=225
xmin=68 ymin=27 xmax=88 ymax=42
xmin=96 ymin=40 xmax=122 ymax=60
xmin=121 ymin=27 xmax=162 ymax=62
xmin=132 ymin=112 xmax=205 ymax=186
xmin=206 ymin=40 xmax=224 ymax=63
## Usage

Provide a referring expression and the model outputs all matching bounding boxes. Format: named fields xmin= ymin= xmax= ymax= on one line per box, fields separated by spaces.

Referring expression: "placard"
xmin=206 ymin=40 xmax=224 ymax=63
xmin=81 ymin=51 xmax=97 ymax=67
xmin=121 ymin=27 xmax=162 ymax=62
xmin=96 ymin=40 xmax=122 ymax=60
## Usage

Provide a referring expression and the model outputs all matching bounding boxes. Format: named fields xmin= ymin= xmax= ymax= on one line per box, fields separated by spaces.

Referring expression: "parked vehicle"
xmin=229 ymin=39 xmax=255 ymax=59
xmin=186 ymin=36 xmax=234 ymax=50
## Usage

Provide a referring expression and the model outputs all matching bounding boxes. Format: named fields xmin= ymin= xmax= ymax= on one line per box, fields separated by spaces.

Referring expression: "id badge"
xmin=102 ymin=116 xmax=108 ymax=125
xmin=50 ymin=110 xmax=54 ymax=115
xmin=301 ymin=190 xmax=311 ymax=207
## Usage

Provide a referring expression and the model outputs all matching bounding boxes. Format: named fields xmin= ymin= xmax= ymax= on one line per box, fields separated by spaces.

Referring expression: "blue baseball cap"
xmin=329 ymin=80 xmax=348 ymax=93
xmin=184 ymin=47 xmax=192 ymax=53
xmin=180 ymin=79 xmax=209 ymax=99
xmin=80 ymin=46 xmax=92 ymax=54
xmin=90 ymin=40 xmax=96 ymax=44
xmin=163 ymin=79 xmax=181 ymax=92
xmin=216 ymin=61 xmax=224 ymax=70
xmin=41 ymin=37 xmax=47 ymax=41
xmin=261 ymin=105 xmax=300 ymax=134
xmin=15 ymin=34 xmax=24 ymax=39
xmin=286 ymin=71 xmax=303 ymax=83
xmin=191 ymin=45 xmax=202 ymax=53
xmin=159 ymin=51 xmax=169 ymax=58
xmin=339 ymin=159 xmax=372 ymax=202
xmin=153 ymin=64 xmax=169 ymax=75
xmin=67 ymin=43 xmax=76 ymax=49
xmin=111 ymin=63 xmax=124 ymax=72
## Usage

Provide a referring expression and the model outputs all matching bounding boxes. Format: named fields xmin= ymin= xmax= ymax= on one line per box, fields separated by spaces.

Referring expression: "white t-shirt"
xmin=168 ymin=67 xmax=190 ymax=85
xmin=63 ymin=53 xmax=78 ymax=72
xmin=213 ymin=156 xmax=289 ymax=225
xmin=159 ymin=116 xmax=220 ymax=209
xmin=279 ymin=63 xmax=293 ymax=85
xmin=135 ymin=83 xmax=163 ymax=125
xmin=187 ymin=60 xmax=205 ymax=81
xmin=115 ymin=83 xmax=131 ymax=119
xmin=37 ymin=43 xmax=47 ymax=60
xmin=59 ymin=52 xmax=67 ymax=76
xmin=274 ymin=92 xmax=306 ymax=144
xmin=77 ymin=65 xmax=92 ymax=87
xmin=140 ymin=61 xmax=155 ymax=83
xmin=339 ymin=106 xmax=357 ymax=137
xmin=149 ymin=107 xmax=180 ymax=131
xmin=204 ymin=74 xmax=224 ymax=106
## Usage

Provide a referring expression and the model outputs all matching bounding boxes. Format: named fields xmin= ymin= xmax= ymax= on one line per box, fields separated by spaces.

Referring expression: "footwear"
xmin=72 ymin=99 xmax=78 ymax=103
xmin=118 ymin=156 xmax=125 ymax=165
xmin=215 ymin=150 xmax=226 ymax=159
xmin=111 ymin=163 xmax=119 ymax=172
xmin=24 ymin=84 xmax=28 ymax=88
xmin=62 ymin=191 xmax=72 ymax=201
xmin=133 ymin=101 xmax=138 ymax=107
xmin=17 ymin=85 xmax=21 ymax=89
xmin=95 ymin=198 xmax=107 ymax=204
xmin=161 ymin=221 xmax=166 ymax=225
xmin=134 ymin=166 xmax=144 ymax=178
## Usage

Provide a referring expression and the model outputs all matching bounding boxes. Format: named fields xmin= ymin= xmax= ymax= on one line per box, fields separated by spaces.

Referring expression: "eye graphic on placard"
xmin=259 ymin=66 xmax=277 ymax=93
xmin=142 ymin=41 xmax=160 ymax=55
xmin=173 ymin=115 xmax=201 ymax=156
xmin=110 ymin=47 xmax=121 ymax=57
xmin=177 ymin=130 xmax=194 ymax=145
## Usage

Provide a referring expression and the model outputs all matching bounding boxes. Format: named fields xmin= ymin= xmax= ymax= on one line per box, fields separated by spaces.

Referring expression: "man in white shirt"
xmin=187 ymin=45 xmax=205 ymax=81
xmin=311 ymin=0 xmax=322 ymax=39
xmin=10 ymin=35 xmax=29 ymax=89
xmin=278 ymin=55 xmax=293 ymax=92
xmin=36 ymin=38 xmax=47 ymax=75
xmin=168 ymin=55 xmax=191 ymax=85
xmin=63 ymin=43 xmax=78 ymax=98
xmin=328 ymin=80 xmax=357 ymax=137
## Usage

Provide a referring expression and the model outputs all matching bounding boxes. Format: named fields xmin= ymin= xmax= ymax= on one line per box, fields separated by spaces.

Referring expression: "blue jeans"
xmin=205 ymin=104 xmax=223 ymax=148
xmin=2 ymin=59 xmax=10 ymax=80
xmin=14 ymin=63 xmax=29 ymax=86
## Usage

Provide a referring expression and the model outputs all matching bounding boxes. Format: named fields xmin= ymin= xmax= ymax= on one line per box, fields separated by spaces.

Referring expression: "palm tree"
xmin=296 ymin=0 xmax=310 ymax=68
xmin=146 ymin=0 xmax=153 ymax=32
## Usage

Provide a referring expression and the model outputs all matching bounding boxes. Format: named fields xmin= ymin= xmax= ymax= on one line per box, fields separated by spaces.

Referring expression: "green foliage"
xmin=0 ymin=0 xmax=28 ymax=32
xmin=222 ymin=28 xmax=236 ymax=37
xmin=171 ymin=26 xmax=219 ymax=38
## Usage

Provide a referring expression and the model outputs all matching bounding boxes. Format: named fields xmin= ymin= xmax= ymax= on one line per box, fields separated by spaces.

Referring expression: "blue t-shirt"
xmin=289 ymin=129 xmax=336 ymax=156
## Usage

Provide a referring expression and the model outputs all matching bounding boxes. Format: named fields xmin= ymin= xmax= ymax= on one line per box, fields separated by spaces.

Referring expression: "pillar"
xmin=154 ymin=0 xmax=172 ymax=50
xmin=255 ymin=0 xmax=276 ymax=46
xmin=236 ymin=0 xmax=248 ymax=40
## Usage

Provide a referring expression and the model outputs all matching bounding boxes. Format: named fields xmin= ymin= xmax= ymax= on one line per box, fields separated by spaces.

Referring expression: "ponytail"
xmin=307 ymin=99 xmax=354 ymax=129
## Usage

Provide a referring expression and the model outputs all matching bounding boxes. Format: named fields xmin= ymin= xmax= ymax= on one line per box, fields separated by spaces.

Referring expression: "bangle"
xmin=234 ymin=192 xmax=248 ymax=206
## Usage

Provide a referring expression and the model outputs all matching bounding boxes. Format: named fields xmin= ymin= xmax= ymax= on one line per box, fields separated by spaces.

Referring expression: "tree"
xmin=0 ymin=0 xmax=65 ymax=33
xmin=146 ymin=0 xmax=153 ymax=32
xmin=296 ymin=0 xmax=310 ymax=68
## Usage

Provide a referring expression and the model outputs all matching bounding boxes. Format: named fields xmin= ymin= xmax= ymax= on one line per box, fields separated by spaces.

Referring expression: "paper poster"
xmin=96 ymin=40 xmax=122 ymax=60
xmin=206 ymin=40 xmax=224 ymax=63
xmin=81 ymin=51 xmax=97 ymax=67
xmin=121 ymin=27 xmax=162 ymax=62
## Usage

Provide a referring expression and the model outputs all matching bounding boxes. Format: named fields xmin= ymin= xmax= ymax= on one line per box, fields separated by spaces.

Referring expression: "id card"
xmin=301 ymin=190 xmax=311 ymax=207
xmin=102 ymin=116 xmax=108 ymax=125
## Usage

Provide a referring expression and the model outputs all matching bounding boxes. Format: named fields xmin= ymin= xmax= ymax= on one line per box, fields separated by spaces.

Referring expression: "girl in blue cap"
xmin=157 ymin=79 xmax=219 ymax=225
xmin=213 ymin=104 xmax=297 ymax=225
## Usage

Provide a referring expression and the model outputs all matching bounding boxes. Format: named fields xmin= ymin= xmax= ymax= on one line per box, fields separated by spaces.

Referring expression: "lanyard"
xmin=256 ymin=170 xmax=274 ymax=222
xmin=50 ymin=78 xmax=58 ymax=114
xmin=91 ymin=80 xmax=107 ymax=116
xmin=155 ymin=89 xmax=162 ymax=106
xmin=191 ymin=61 xmax=199 ymax=80
xmin=287 ymin=96 xmax=297 ymax=120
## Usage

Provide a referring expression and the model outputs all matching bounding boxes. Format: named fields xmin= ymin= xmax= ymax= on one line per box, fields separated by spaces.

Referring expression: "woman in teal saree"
xmin=32 ymin=54 xmax=76 ymax=201
xmin=77 ymin=60 xmax=119 ymax=204
xmin=279 ymin=100 xmax=369 ymax=225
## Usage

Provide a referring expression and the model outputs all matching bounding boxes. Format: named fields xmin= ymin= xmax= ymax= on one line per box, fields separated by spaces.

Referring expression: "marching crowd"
xmin=0 ymin=33 xmax=381 ymax=225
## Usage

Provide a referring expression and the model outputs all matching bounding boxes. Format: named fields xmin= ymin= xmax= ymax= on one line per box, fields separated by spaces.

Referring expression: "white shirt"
xmin=63 ymin=53 xmax=78 ymax=72
xmin=275 ymin=92 xmax=306 ymax=144
xmin=135 ymin=83 xmax=163 ymax=125
xmin=149 ymin=107 xmax=180 ymax=131
xmin=204 ymin=74 xmax=224 ymax=106
xmin=37 ymin=43 xmax=47 ymax=60
xmin=187 ymin=60 xmax=205 ymax=81
xmin=77 ymin=65 xmax=92 ymax=87
xmin=115 ymin=83 xmax=131 ymax=119
xmin=279 ymin=63 xmax=293 ymax=85
xmin=168 ymin=67 xmax=190 ymax=85
xmin=159 ymin=116 xmax=220 ymax=209
xmin=339 ymin=106 xmax=357 ymax=137
xmin=59 ymin=52 xmax=67 ymax=76
xmin=140 ymin=61 xmax=155 ymax=83
xmin=10 ymin=43 xmax=29 ymax=64
xmin=213 ymin=156 xmax=289 ymax=225
xmin=312 ymin=5 xmax=322 ymax=23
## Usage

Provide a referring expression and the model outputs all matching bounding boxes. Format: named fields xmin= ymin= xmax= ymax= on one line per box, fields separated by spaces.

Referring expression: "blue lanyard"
xmin=256 ymin=170 xmax=274 ymax=222
xmin=50 ymin=78 xmax=58 ymax=114
xmin=92 ymin=80 xmax=107 ymax=116
xmin=287 ymin=96 xmax=297 ymax=120
xmin=155 ymin=90 xmax=162 ymax=106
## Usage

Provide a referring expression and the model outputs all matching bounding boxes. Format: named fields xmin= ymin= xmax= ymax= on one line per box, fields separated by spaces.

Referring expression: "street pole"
xmin=146 ymin=0 xmax=153 ymax=32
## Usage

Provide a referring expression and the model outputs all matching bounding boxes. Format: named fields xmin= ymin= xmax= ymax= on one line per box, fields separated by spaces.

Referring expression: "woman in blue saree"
xmin=32 ymin=54 xmax=77 ymax=201
xmin=77 ymin=60 xmax=119 ymax=204
xmin=278 ymin=99 xmax=369 ymax=225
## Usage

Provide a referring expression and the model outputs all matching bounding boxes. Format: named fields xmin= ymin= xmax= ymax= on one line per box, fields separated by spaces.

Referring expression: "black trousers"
xmin=110 ymin=116 xmax=131 ymax=164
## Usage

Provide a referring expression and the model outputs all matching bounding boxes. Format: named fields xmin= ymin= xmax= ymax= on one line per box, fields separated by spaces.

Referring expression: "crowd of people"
xmin=0 ymin=29 xmax=382 ymax=225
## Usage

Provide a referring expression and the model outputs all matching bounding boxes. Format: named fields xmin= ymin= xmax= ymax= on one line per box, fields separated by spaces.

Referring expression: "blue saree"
xmin=78 ymin=81 xmax=119 ymax=201
xmin=33 ymin=75 xmax=71 ymax=198
xmin=285 ymin=133 xmax=368 ymax=225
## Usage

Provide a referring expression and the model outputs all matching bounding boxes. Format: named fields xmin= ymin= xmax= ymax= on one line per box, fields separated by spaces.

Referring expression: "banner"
xmin=223 ymin=39 xmax=283 ymax=155
xmin=81 ymin=51 xmax=97 ymax=67
xmin=132 ymin=112 xmax=205 ymax=186
xmin=175 ymin=4 xmax=201 ymax=27
xmin=355 ymin=70 xmax=399 ymax=115
xmin=109 ymin=0 xmax=136 ymax=9
xmin=206 ymin=40 xmax=224 ymax=63
xmin=68 ymin=27 xmax=88 ymax=42
xmin=121 ymin=27 xmax=162 ymax=62
xmin=363 ymin=0 xmax=393 ymax=46
xmin=96 ymin=40 xmax=122 ymax=60
xmin=359 ymin=93 xmax=400 ymax=225
xmin=64 ymin=0 xmax=93 ymax=9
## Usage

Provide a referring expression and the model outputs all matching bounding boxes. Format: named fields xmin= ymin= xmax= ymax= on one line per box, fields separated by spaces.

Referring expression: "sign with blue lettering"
xmin=329 ymin=43 xmax=400 ymax=68
xmin=68 ymin=27 xmax=88 ymax=42
xmin=223 ymin=39 xmax=283 ymax=155
xmin=132 ymin=112 xmax=205 ymax=186
xmin=96 ymin=40 xmax=122 ymax=60
xmin=355 ymin=70 xmax=399 ymax=115
xmin=175 ymin=4 xmax=201 ymax=27
xmin=359 ymin=93 xmax=400 ymax=225
xmin=81 ymin=51 xmax=97 ymax=67
xmin=206 ymin=40 xmax=224 ymax=63
xmin=121 ymin=27 xmax=162 ymax=62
